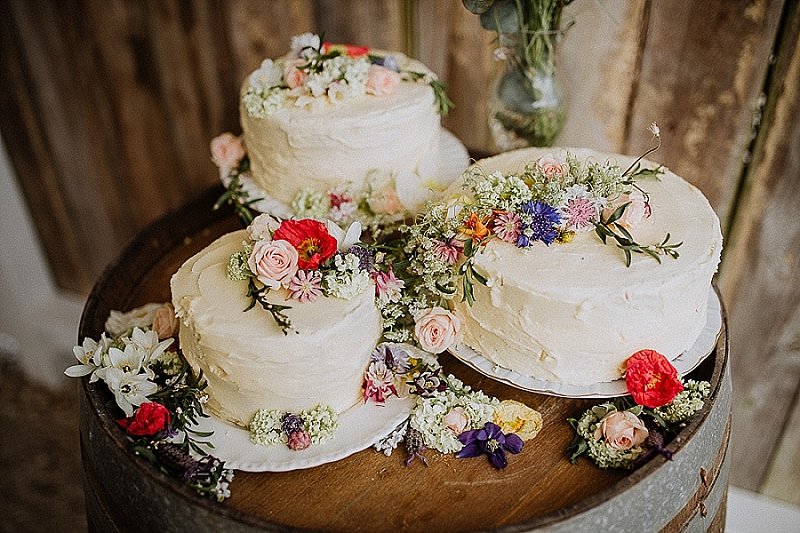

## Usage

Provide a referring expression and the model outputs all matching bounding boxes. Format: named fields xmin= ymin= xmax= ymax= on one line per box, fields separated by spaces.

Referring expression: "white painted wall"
xmin=0 ymin=134 xmax=85 ymax=388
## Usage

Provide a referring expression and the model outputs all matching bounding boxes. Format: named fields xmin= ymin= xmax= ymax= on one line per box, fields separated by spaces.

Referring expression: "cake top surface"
xmin=468 ymin=147 xmax=723 ymax=297
xmin=240 ymin=32 xmax=448 ymax=119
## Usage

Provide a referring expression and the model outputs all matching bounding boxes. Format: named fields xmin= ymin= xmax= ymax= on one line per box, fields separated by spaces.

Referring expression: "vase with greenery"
xmin=464 ymin=0 xmax=573 ymax=150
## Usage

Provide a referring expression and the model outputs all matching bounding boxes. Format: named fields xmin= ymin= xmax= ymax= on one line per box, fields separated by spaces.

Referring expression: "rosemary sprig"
xmin=244 ymin=277 xmax=294 ymax=335
xmin=594 ymin=203 xmax=682 ymax=267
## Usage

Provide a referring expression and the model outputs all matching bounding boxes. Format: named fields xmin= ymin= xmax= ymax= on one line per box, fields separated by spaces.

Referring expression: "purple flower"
xmin=519 ymin=201 xmax=561 ymax=246
xmin=456 ymin=421 xmax=524 ymax=469
xmin=347 ymin=245 xmax=375 ymax=272
xmin=408 ymin=368 xmax=448 ymax=397
xmin=371 ymin=344 xmax=411 ymax=374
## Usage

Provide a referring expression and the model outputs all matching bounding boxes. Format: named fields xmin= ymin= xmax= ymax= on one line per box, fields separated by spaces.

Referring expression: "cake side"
xmin=171 ymin=230 xmax=382 ymax=427
xmin=449 ymin=147 xmax=722 ymax=386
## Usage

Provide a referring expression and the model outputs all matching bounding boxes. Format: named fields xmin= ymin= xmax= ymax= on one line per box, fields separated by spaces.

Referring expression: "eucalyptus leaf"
xmin=462 ymin=0 xmax=495 ymax=15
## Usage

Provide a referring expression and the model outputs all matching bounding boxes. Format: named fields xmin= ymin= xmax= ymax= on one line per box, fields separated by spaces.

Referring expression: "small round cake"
xmin=236 ymin=34 xmax=467 ymax=215
xmin=450 ymin=148 xmax=723 ymax=386
xmin=171 ymin=230 xmax=382 ymax=427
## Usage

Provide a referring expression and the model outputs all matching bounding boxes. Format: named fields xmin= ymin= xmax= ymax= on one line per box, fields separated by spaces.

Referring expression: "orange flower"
xmin=461 ymin=212 xmax=491 ymax=242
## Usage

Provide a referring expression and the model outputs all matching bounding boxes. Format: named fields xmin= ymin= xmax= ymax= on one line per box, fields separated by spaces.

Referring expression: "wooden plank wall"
xmin=1 ymin=0 xmax=798 ymax=504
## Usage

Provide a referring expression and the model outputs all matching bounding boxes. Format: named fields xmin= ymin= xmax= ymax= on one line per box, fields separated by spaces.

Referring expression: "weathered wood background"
xmin=1 ymin=0 xmax=798 ymax=504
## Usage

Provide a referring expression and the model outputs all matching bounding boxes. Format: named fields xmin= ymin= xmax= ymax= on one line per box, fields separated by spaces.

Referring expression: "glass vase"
xmin=488 ymin=60 xmax=567 ymax=151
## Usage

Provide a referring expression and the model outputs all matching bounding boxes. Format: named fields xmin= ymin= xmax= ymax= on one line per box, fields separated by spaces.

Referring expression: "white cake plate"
xmin=191 ymin=394 xmax=415 ymax=472
xmin=448 ymin=289 xmax=723 ymax=399
xmin=223 ymin=129 xmax=469 ymax=219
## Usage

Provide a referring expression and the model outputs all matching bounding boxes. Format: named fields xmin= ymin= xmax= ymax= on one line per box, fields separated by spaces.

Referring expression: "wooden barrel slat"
xmin=79 ymin=188 xmax=731 ymax=532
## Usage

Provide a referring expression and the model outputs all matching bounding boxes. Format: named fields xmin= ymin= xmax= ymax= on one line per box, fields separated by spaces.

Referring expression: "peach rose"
xmin=414 ymin=307 xmax=463 ymax=354
xmin=443 ymin=407 xmax=470 ymax=435
xmin=247 ymin=213 xmax=280 ymax=242
xmin=283 ymin=59 xmax=307 ymax=90
xmin=152 ymin=303 xmax=178 ymax=340
xmin=367 ymin=182 xmax=403 ymax=215
xmin=248 ymin=239 xmax=299 ymax=289
xmin=603 ymin=189 xmax=650 ymax=229
xmin=594 ymin=411 xmax=649 ymax=451
xmin=537 ymin=155 xmax=568 ymax=178
xmin=210 ymin=133 xmax=245 ymax=175
xmin=366 ymin=65 xmax=400 ymax=96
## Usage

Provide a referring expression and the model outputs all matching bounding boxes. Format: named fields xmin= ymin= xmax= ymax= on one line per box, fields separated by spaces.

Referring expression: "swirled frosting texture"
xmin=450 ymin=148 xmax=723 ymax=386
xmin=240 ymin=56 xmax=442 ymax=208
xmin=171 ymin=231 xmax=382 ymax=427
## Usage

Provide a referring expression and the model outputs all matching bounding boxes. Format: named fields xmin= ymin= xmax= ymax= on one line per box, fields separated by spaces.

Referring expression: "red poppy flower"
xmin=117 ymin=402 xmax=171 ymax=437
xmin=322 ymin=42 xmax=371 ymax=58
xmin=273 ymin=219 xmax=338 ymax=270
xmin=625 ymin=349 xmax=684 ymax=408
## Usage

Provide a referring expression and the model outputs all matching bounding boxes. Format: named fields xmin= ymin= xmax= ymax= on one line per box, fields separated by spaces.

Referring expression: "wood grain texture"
xmin=557 ymin=0 xmax=647 ymax=152
xmin=719 ymin=0 xmax=800 ymax=493
xmin=625 ymin=0 xmax=785 ymax=227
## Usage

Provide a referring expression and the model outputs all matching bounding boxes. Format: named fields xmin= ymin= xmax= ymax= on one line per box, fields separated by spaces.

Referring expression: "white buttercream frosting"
xmin=171 ymin=231 xmax=382 ymax=427
xmin=240 ymin=54 xmax=451 ymax=212
xmin=450 ymin=148 xmax=723 ymax=386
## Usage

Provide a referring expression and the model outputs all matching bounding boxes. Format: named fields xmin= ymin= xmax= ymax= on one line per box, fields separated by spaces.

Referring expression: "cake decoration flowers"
xmin=568 ymin=351 xmax=710 ymax=469
xmin=456 ymin=421 xmax=524 ymax=469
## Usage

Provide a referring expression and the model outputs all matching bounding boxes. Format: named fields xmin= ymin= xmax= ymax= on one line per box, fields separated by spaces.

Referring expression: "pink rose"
xmin=603 ymin=189 xmax=651 ymax=229
xmin=537 ymin=155 xmax=569 ymax=178
xmin=248 ymin=239 xmax=299 ymax=289
xmin=443 ymin=407 xmax=470 ymax=435
xmin=366 ymin=65 xmax=400 ymax=96
xmin=367 ymin=183 xmax=403 ymax=215
xmin=283 ymin=59 xmax=307 ymax=89
xmin=594 ymin=411 xmax=649 ymax=451
xmin=210 ymin=133 xmax=245 ymax=175
xmin=152 ymin=303 xmax=178 ymax=340
xmin=414 ymin=307 xmax=463 ymax=354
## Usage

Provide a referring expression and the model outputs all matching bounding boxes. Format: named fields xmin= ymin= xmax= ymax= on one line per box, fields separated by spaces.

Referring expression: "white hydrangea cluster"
xmin=249 ymin=409 xmax=285 ymax=446
xmin=373 ymin=420 xmax=410 ymax=456
xmin=249 ymin=404 xmax=339 ymax=447
xmin=242 ymin=87 xmax=288 ymax=118
xmin=409 ymin=374 xmax=499 ymax=454
xmin=291 ymin=188 xmax=330 ymax=220
xmin=322 ymin=253 xmax=370 ymax=299
xmin=652 ymin=380 xmax=710 ymax=424
xmin=303 ymin=404 xmax=339 ymax=445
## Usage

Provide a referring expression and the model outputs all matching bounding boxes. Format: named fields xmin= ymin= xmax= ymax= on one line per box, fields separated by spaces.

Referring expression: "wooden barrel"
xmin=79 ymin=187 xmax=730 ymax=532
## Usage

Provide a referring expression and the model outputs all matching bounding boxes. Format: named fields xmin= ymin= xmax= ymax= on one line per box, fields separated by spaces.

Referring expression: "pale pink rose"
xmin=414 ymin=307 xmax=463 ymax=354
xmin=537 ymin=155 xmax=569 ymax=178
xmin=603 ymin=189 xmax=651 ymax=229
xmin=152 ymin=303 xmax=178 ymax=340
xmin=373 ymin=267 xmax=405 ymax=303
xmin=366 ymin=65 xmax=400 ymax=96
xmin=210 ymin=133 xmax=245 ymax=175
xmin=283 ymin=60 xmax=307 ymax=89
xmin=247 ymin=239 xmax=299 ymax=289
xmin=594 ymin=411 xmax=649 ymax=451
xmin=247 ymin=213 xmax=279 ymax=241
xmin=443 ymin=406 xmax=470 ymax=435
xmin=366 ymin=183 xmax=403 ymax=215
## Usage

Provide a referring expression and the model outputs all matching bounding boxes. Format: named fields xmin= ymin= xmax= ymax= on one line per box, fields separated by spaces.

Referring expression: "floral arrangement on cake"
xmin=65 ymin=303 xmax=234 ymax=501
xmin=242 ymin=33 xmax=452 ymax=116
xmin=226 ymin=213 xmax=373 ymax=334
xmin=567 ymin=349 xmax=711 ymax=469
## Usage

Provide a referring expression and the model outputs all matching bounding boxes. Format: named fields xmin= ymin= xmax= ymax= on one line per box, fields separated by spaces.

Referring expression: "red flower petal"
xmin=625 ymin=349 xmax=684 ymax=408
xmin=273 ymin=219 xmax=338 ymax=270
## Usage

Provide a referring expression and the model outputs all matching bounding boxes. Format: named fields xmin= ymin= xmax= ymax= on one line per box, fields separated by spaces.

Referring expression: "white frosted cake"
xmin=214 ymin=33 xmax=468 ymax=219
xmin=449 ymin=147 xmax=723 ymax=386
xmin=171 ymin=229 xmax=382 ymax=427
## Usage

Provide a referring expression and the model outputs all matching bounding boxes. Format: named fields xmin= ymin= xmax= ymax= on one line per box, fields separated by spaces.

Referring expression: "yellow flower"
xmin=492 ymin=400 xmax=543 ymax=441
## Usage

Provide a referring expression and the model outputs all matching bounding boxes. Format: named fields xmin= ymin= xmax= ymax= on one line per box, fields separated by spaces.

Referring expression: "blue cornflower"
xmin=521 ymin=201 xmax=561 ymax=246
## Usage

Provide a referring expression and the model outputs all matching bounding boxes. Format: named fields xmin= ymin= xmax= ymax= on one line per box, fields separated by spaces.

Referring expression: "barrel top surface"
xmin=79 ymin=187 xmax=730 ymax=533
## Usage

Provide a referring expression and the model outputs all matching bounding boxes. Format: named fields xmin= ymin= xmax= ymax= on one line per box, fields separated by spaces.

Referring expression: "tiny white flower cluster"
xmin=249 ymin=404 xmax=338 ymax=447
xmin=464 ymin=167 xmax=532 ymax=213
xmin=323 ymin=252 xmax=371 ymax=299
xmin=409 ymin=374 xmax=499 ymax=454
xmin=652 ymin=380 xmax=710 ymax=424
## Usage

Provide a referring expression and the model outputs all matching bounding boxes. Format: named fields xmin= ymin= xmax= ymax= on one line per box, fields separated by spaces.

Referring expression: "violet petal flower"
xmin=456 ymin=422 xmax=524 ymax=469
